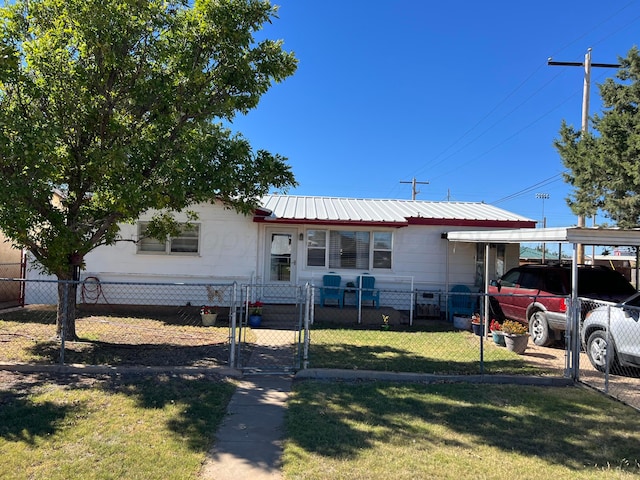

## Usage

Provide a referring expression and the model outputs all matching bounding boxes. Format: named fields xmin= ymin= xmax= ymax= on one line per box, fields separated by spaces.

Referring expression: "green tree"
xmin=0 ymin=0 xmax=297 ymax=339
xmin=555 ymin=47 xmax=640 ymax=229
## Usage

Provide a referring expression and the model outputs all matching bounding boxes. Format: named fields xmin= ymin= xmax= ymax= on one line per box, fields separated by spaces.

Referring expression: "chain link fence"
xmin=8 ymin=276 xmax=640 ymax=411
xmin=0 ymin=278 xmax=235 ymax=367
xmin=308 ymin=286 xmax=570 ymax=377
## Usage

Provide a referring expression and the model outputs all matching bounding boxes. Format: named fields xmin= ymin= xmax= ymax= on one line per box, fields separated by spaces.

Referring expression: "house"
xmin=26 ymin=195 xmax=536 ymax=306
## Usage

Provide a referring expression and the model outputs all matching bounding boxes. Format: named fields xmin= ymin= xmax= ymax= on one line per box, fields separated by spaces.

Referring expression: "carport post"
xmin=567 ymin=246 xmax=581 ymax=380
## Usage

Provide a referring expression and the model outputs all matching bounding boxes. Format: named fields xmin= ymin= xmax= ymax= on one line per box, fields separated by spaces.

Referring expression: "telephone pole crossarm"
xmin=400 ymin=177 xmax=429 ymax=200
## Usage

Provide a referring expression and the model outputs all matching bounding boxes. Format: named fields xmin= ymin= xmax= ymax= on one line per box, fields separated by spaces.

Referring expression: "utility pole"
xmin=536 ymin=193 xmax=549 ymax=264
xmin=548 ymin=48 xmax=620 ymax=264
xmin=400 ymin=177 xmax=429 ymax=200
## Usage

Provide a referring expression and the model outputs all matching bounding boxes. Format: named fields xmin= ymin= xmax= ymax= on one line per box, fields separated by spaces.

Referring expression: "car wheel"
xmin=529 ymin=311 xmax=552 ymax=346
xmin=489 ymin=297 xmax=505 ymax=322
xmin=586 ymin=330 xmax=619 ymax=373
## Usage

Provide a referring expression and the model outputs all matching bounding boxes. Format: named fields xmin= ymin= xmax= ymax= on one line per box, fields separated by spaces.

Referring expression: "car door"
xmin=611 ymin=294 xmax=640 ymax=363
xmin=495 ymin=269 xmax=538 ymax=323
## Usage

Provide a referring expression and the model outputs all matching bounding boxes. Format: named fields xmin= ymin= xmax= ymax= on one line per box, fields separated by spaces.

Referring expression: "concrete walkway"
xmin=199 ymin=374 xmax=293 ymax=479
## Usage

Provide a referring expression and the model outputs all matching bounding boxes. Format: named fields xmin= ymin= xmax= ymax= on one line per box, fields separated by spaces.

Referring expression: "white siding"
xmin=83 ymin=202 xmax=258 ymax=283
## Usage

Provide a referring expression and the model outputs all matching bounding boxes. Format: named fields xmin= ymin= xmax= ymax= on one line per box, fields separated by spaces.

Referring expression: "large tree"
xmin=555 ymin=47 xmax=640 ymax=229
xmin=0 ymin=0 xmax=297 ymax=339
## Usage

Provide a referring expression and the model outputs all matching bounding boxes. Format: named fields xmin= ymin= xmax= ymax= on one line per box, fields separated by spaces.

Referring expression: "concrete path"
xmin=199 ymin=374 xmax=293 ymax=479
xmin=199 ymin=323 xmax=299 ymax=479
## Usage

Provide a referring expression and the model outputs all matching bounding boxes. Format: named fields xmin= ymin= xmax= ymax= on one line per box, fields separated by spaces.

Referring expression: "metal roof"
xmin=258 ymin=195 xmax=535 ymax=227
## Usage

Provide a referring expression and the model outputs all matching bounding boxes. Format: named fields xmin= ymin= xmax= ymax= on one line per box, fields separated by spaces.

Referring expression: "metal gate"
xmin=232 ymin=283 xmax=309 ymax=373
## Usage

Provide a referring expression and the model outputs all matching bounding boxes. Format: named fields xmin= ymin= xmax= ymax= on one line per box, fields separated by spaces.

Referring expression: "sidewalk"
xmin=199 ymin=374 xmax=293 ymax=480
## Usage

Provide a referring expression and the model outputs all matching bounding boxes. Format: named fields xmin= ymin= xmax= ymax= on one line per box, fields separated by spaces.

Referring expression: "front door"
xmin=265 ymin=229 xmax=297 ymax=284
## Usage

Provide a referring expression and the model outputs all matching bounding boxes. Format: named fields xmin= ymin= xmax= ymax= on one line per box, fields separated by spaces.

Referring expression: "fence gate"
xmin=234 ymin=284 xmax=308 ymax=373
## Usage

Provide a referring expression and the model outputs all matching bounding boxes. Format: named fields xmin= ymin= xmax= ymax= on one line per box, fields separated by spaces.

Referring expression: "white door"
xmin=265 ymin=229 xmax=297 ymax=284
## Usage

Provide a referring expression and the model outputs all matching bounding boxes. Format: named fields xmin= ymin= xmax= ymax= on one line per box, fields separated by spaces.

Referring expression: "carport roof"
xmin=446 ymin=226 xmax=640 ymax=247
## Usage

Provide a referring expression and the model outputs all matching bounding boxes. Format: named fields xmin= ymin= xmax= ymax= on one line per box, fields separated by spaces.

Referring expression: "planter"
xmin=491 ymin=330 xmax=506 ymax=346
xmin=504 ymin=333 xmax=529 ymax=354
xmin=201 ymin=313 xmax=218 ymax=327
xmin=453 ymin=315 xmax=472 ymax=330
xmin=471 ymin=322 xmax=484 ymax=336
xmin=248 ymin=314 xmax=262 ymax=327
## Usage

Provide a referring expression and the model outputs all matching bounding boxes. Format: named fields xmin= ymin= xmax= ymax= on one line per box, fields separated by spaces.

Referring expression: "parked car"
xmin=489 ymin=264 xmax=636 ymax=347
xmin=581 ymin=292 xmax=640 ymax=372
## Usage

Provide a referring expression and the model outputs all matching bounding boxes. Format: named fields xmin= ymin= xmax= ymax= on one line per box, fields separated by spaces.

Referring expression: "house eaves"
xmin=255 ymin=195 xmax=536 ymax=229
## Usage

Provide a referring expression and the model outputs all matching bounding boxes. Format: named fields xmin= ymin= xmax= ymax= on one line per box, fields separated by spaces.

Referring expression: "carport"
xmin=446 ymin=226 xmax=640 ymax=380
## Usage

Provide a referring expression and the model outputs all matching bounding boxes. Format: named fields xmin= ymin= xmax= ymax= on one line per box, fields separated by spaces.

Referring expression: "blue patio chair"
xmin=320 ymin=273 xmax=343 ymax=308
xmin=356 ymin=275 xmax=380 ymax=309
xmin=447 ymin=284 xmax=475 ymax=322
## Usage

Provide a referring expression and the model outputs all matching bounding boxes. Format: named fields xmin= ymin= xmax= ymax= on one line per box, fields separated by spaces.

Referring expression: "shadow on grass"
xmin=287 ymin=381 xmax=640 ymax=473
xmin=26 ymin=340 xmax=229 ymax=366
xmin=0 ymin=371 xmax=236 ymax=453
xmin=0 ymin=383 xmax=73 ymax=444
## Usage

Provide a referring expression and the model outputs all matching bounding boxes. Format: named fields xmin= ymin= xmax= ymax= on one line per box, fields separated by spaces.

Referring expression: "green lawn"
xmin=284 ymin=381 xmax=640 ymax=480
xmin=0 ymin=371 xmax=236 ymax=479
xmin=308 ymin=324 xmax=549 ymax=375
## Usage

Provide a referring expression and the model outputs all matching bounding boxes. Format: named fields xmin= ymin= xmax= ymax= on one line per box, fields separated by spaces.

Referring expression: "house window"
xmin=306 ymin=229 xmax=392 ymax=269
xmin=306 ymin=230 xmax=326 ymax=266
xmin=138 ymin=222 xmax=200 ymax=254
xmin=372 ymin=232 xmax=392 ymax=269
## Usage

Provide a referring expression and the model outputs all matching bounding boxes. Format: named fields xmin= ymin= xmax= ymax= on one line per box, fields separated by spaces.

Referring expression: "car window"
xmin=519 ymin=271 xmax=541 ymax=289
xmin=500 ymin=270 xmax=521 ymax=287
xmin=624 ymin=294 xmax=640 ymax=308
xmin=578 ymin=268 xmax=636 ymax=295
xmin=542 ymin=270 xmax=568 ymax=295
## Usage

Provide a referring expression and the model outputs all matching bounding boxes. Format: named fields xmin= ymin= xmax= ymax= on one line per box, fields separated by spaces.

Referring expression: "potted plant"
xmin=248 ymin=301 xmax=264 ymax=327
xmin=502 ymin=320 xmax=529 ymax=354
xmin=471 ymin=313 xmax=483 ymax=336
xmin=489 ymin=319 xmax=505 ymax=346
xmin=200 ymin=305 xmax=218 ymax=326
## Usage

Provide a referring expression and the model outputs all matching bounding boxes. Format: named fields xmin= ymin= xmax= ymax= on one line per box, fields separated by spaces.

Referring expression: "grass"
xmin=0 ymin=306 xmax=231 ymax=366
xmin=284 ymin=381 xmax=640 ymax=480
xmin=0 ymin=371 xmax=236 ymax=479
xmin=308 ymin=323 xmax=549 ymax=375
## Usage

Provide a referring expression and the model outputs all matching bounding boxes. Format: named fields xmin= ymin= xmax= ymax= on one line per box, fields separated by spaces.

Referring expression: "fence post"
xmin=229 ymin=282 xmax=237 ymax=369
xmin=302 ymin=283 xmax=311 ymax=369
xmin=59 ymin=281 xmax=68 ymax=366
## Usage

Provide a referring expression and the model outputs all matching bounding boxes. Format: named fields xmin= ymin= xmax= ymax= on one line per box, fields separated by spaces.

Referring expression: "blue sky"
xmin=229 ymin=1 xmax=640 ymax=229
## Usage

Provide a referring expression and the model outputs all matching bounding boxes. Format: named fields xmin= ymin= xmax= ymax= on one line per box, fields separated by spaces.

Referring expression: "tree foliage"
xmin=555 ymin=47 xmax=640 ymax=228
xmin=0 ymin=0 xmax=298 ymax=280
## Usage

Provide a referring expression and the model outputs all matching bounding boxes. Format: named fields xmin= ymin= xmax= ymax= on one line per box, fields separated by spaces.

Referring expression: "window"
xmin=138 ymin=222 xmax=199 ymax=254
xmin=306 ymin=229 xmax=392 ymax=269
xmin=306 ymin=230 xmax=326 ymax=266
xmin=372 ymin=232 xmax=392 ymax=268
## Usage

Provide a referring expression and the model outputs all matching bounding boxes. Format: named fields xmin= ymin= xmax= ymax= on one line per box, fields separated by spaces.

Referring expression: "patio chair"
xmin=447 ymin=284 xmax=475 ymax=322
xmin=320 ymin=273 xmax=344 ymax=308
xmin=356 ymin=275 xmax=380 ymax=309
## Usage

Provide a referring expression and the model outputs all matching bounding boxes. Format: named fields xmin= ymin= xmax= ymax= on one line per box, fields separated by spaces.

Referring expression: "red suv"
xmin=489 ymin=264 xmax=636 ymax=347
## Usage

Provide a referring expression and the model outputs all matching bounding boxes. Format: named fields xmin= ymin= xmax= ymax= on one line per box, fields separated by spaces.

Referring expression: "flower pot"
xmin=248 ymin=314 xmax=262 ymax=327
xmin=471 ymin=322 xmax=484 ymax=336
xmin=453 ymin=315 xmax=472 ymax=330
xmin=504 ymin=333 xmax=529 ymax=354
xmin=491 ymin=330 xmax=505 ymax=346
xmin=201 ymin=313 xmax=218 ymax=327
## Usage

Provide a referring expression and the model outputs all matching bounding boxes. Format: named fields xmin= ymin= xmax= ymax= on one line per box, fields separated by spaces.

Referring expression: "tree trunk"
xmin=56 ymin=274 xmax=79 ymax=341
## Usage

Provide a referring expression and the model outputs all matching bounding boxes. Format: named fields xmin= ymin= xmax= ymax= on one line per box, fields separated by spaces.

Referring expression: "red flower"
xmin=249 ymin=301 xmax=263 ymax=315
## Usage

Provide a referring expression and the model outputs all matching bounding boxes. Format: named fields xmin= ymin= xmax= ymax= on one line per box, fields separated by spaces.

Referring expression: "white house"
xmin=28 ymin=194 xmax=535 ymax=295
